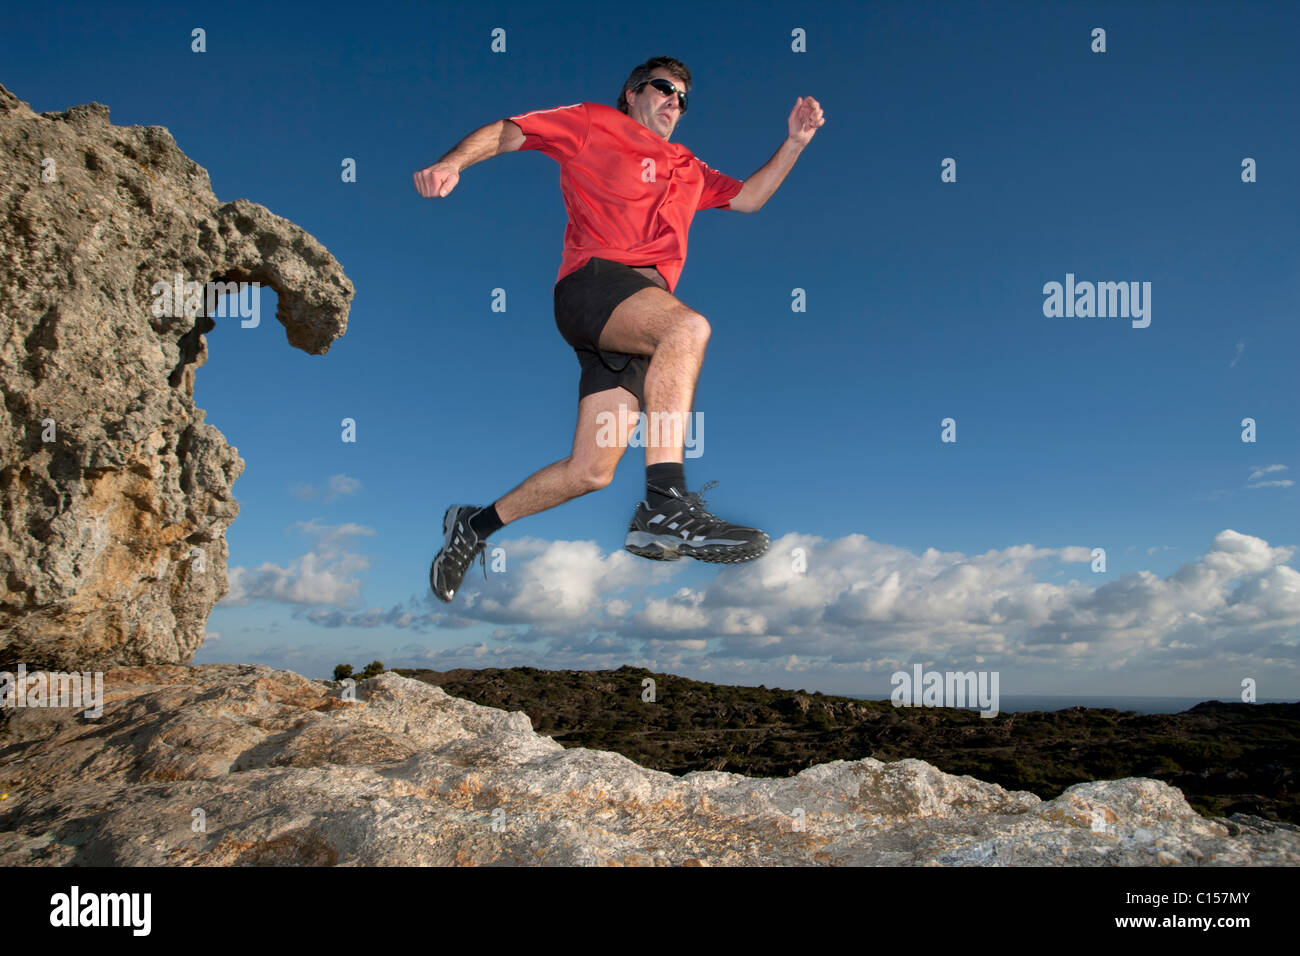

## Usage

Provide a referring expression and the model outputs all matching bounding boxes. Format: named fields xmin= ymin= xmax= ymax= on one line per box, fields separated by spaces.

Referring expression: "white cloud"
xmin=212 ymin=525 xmax=1300 ymax=694
xmin=1248 ymin=464 xmax=1288 ymax=480
xmin=430 ymin=528 xmax=1298 ymax=686
xmin=470 ymin=537 xmax=677 ymax=625
xmin=288 ymin=474 xmax=363 ymax=501
xmin=1246 ymin=464 xmax=1292 ymax=488
xmin=218 ymin=519 xmax=376 ymax=607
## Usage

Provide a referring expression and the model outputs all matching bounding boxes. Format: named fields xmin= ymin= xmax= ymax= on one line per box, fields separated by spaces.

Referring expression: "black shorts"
xmin=554 ymin=257 xmax=666 ymax=406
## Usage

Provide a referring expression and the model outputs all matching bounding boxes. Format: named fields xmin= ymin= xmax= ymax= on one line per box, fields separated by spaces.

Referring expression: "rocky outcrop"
xmin=1 ymin=666 xmax=1295 ymax=866
xmin=414 ymin=665 xmax=1300 ymax=822
xmin=0 ymin=83 xmax=354 ymax=670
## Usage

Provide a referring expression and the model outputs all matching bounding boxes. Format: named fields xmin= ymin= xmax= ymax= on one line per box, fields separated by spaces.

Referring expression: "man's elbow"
xmin=729 ymin=188 xmax=760 ymax=213
xmin=498 ymin=119 xmax=525 ymax=153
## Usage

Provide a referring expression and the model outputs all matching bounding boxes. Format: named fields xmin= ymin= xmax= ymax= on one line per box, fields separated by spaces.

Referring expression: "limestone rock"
xmin=1 ymin=666 xmax=1295 ymax=866
xmin=0 ymin=84 xmax=354 ymax=669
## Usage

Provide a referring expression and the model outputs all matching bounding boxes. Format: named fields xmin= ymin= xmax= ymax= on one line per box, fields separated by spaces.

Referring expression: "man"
xmin=414 ymin=56 xmax=824 ymax=602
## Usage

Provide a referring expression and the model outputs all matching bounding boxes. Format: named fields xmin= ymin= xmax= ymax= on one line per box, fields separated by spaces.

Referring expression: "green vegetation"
xmin=333 ymin=661 xmax=386 ymax=682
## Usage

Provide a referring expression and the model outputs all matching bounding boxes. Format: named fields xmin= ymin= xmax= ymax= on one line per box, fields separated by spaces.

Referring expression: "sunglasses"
xmin=638 ymin=77 xmax=688 ymax=113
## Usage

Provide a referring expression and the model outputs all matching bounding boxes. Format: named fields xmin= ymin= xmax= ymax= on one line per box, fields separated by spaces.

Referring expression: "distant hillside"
xmin=395 ymin=665 xmax=1299 ymax=823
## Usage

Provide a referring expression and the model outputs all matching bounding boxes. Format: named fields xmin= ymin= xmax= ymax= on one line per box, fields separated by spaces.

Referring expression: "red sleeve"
xmin=694 ymin=156 xmax=744 ymax=210
xmin=506 ymin=103 xmax=590 ymax=164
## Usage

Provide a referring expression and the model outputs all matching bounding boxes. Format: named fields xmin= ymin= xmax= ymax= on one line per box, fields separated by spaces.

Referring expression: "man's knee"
xmin=661 ymin=309 xmax=709 ymax=350
xmin=569 ymin=458 xmax=616 ymax=494
xmin=680 ymin=310 xmax=710 ymax=343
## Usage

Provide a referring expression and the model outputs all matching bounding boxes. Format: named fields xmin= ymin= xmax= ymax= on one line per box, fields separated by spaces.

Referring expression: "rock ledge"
xmin=2 ymin=666 xmax=1295 ymax=866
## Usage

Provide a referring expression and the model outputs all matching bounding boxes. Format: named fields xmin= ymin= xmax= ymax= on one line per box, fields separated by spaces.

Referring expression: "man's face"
xmin=625 ymin=68 xmax=687 ymax=141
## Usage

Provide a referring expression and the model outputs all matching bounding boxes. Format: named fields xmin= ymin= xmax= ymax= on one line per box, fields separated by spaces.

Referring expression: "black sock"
xmin=468 ymin=503 xmax=504 ymax=539
xmin=645 ymin=462 xmax=686 ymax=509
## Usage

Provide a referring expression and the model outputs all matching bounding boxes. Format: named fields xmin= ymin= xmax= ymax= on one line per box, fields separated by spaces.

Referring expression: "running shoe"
xmin=624 ymin=480 xmax=769 ymax=563
xmin=430 ymin=505 xmax=490 ymax=602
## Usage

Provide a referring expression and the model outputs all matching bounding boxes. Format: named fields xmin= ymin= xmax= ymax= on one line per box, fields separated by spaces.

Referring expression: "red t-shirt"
xmin=506 ymin=101 xmax=744 ymax=294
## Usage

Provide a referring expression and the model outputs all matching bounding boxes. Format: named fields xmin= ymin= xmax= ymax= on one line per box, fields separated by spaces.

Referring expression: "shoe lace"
xmin=671 ymin=479 xmax=719 ymax=517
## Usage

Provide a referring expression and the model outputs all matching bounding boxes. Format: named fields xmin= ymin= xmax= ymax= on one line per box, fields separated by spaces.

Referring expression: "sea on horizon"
xmin=845 ymin=695 xmax=1297 ymax=715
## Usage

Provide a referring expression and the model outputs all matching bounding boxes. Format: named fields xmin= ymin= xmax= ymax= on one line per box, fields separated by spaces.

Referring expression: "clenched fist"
xmin=787 ymin=96 xmax=825 ymax=147
xmin=413 ymin=162 xmax=460 ymax=198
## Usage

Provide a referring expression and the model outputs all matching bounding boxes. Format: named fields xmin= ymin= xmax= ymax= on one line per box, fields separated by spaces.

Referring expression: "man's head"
xmin=617 ymin=56 xmax=691 ymax=141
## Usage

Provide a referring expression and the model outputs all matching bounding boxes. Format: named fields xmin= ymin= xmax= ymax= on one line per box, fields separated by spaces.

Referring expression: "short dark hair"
xmin=616 ymin=56 xmax=692 ymax=114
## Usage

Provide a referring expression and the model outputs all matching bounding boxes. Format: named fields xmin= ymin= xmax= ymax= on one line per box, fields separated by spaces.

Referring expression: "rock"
xmin=1 ymin=666 xmax=1295 ymax=866
xmin=1222 ymin=814 xmax=1300 ymax=837
xmin=0 ymin=83 xmax=354 ymax=670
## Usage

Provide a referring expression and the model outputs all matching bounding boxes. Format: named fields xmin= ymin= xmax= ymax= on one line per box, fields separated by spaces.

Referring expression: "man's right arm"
xmin=414 ymin=120 xmax=526 ymax=198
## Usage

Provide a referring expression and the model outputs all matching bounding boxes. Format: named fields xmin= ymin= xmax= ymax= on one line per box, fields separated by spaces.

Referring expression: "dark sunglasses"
xmin=638 ymin=77 xmax=688 ymax=113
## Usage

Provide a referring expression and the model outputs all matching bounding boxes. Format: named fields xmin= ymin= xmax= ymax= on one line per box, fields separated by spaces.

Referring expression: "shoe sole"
xmin=430 ymin=505 xmax=470 ymax=602
xmin=625 ymin=530 xmax=770 ymax=564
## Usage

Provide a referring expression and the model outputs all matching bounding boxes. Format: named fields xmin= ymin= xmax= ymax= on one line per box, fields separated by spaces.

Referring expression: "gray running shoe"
xmin=624 ymin=480 xmax=769 ymax=563
xmin=430 ymin=505 xmax=489 ymax=602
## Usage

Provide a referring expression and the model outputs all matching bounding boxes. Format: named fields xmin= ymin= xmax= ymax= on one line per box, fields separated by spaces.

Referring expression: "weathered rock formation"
xmin=0 ymin=83 xmax=354 ymax=670
xmin=1 ymin=666 xmax=1296 ymax=865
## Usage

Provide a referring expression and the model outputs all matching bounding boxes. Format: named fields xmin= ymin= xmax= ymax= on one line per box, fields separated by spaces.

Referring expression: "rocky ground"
xmin=405 ymin=665 xmax=1299 ymax=824
xmin=1 ymin=665 xmax=1296 ymax=866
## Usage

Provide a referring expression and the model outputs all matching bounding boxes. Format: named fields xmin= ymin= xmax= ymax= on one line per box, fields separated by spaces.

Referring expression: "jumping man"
xmin=414 ymin=55 xmax=825 ymax=602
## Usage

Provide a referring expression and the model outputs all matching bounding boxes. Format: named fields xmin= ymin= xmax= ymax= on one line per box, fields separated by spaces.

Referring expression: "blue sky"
xmin=5 ymin=0 xmax=1297 ymax=698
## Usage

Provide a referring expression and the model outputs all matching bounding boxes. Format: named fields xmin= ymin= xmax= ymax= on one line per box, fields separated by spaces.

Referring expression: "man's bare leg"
xmin=493 ymin=283 xmax=703 ymax=523
xmin=595 ymin=286 xmax=710 ymax=465
xmin=491 ymin=385 xmax=641 ymax=524
xmin=593 ymin=284 xmax=769 ymax=563
xmin=431 ymin=385 xmax=640 ymax=603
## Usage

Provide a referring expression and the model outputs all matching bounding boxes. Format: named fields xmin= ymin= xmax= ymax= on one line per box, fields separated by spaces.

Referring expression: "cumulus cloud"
xmin=453 ymin=536 xmax=678 ymax=629
xmin=212 ymin=525 xmax=1300 ymax=693
xmin=428 ymin=528 xmax=1297 ymax=687
xmin=218 ymin=519 xmax=376 ymax=607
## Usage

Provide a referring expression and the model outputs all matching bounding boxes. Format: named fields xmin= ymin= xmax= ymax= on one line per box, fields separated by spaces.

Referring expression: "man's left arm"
xmin=729 ymin=96 xmax=825 ymax=213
